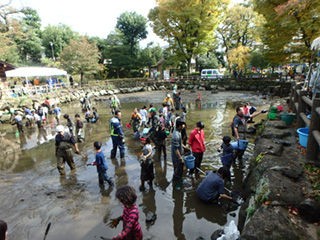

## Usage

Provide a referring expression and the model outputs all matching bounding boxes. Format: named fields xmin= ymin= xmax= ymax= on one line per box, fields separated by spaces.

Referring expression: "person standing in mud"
xmin=12 ymin=111 xmax=24 ymax=133
xmin=63 ymin=114 xmax=73 ymax=135
xmin=130 ymin=108 xmax=142 ymax=134
xmin=147 ymin=108 xmax=160 ymax=143
xmin=110 ymin=110 xmax=125 ymax=160
xmin=231 ymin=106 xmax=246 ymax=160
xmin=55 ymin=125 xmax=80 ymax=175
xmin=75 ymin=113 xmax=84 ymax=142
xmin=188 ymin=121 xmax=206 ymax=176
xmin=171 ymin=120 xmax=186 ymax=190
xmin=87 ymin=141 xmax=114 ymax=187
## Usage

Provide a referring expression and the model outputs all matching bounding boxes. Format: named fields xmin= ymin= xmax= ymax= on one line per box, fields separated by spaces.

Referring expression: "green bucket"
xmin=268 ymin=112 xmax=277 ymax=120
xmin=280 ymin=112 xmax=295 ymax=125
xmin=270 ymin=106 xmax=278 ymax=113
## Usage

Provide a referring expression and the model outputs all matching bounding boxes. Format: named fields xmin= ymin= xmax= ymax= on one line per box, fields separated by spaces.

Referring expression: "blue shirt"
xmin=196 ymin=171 xmax=224 ymax=202
xmin=94 ymin=151 xmax=108 ymax=173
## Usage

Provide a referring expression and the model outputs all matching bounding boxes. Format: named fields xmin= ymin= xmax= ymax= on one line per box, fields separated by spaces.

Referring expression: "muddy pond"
xmin=0 ymin=90 xmax=269 ymax=240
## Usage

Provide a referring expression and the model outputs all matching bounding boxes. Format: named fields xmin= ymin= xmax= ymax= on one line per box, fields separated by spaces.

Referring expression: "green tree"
xmin=149 ymin=0 xmax=227 ymax=72
xmin=100 ymin=31 xmax=134 ymax=78
xmin=253 ymin=0 xmax=320 ymax=63
xmin=138 ymin=43 xmax=163 ymax=74
xmin=216 ymin=4 xmax=264 ymax=69
xmin=60 ymin=37 xmax=102 ymax=85
xmin=42 ymin=24 xmax=77 ymax=60
xmin=11 ymin=8 xmax=43 ymax=63
xmin=0 ymin=32 xmax=19 ymax=63
xmin=116 ymin=12 xmax=148 ymax=57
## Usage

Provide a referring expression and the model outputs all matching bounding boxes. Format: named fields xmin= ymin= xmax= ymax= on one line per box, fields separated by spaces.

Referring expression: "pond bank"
xmin=239 ymin=117 xmax=320 ymax=239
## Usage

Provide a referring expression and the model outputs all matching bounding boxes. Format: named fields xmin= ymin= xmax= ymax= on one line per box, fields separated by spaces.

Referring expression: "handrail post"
xmin=297 ymin=90 xmax=307 ymax=128
xmin=306 ymin=98 xmax=320 ymax=161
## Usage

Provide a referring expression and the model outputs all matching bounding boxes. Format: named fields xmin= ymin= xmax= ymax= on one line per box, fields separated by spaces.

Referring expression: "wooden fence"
xmin=291 ymin=84 xmax=320 ymax=161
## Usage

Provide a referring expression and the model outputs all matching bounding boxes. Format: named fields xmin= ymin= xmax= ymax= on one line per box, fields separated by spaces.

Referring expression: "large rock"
xmin=298 ymin=198 xmax=320 ymax=223
xmin=241 ymin=206 xmax=310 ymax=240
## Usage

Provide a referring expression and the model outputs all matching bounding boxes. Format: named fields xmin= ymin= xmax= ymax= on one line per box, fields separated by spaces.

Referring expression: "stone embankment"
xmin=239 ymin=119 xmax=320 ymax=239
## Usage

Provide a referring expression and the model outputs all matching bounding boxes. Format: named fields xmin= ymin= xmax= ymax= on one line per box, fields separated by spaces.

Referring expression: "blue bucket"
xmin=230 ymin=140 xmax=248 ymax=150
xmin=297 ymin=128 xmax=308 ymax=148
xmin=184 ymin=155 xmax=195 ymax=169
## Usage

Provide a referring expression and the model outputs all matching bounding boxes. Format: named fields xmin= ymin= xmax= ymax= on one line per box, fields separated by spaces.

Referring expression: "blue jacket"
xmin=110 ymin=117 xmax=124 ymax=137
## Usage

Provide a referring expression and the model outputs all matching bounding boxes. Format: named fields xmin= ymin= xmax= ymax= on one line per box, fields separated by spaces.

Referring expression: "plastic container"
xmin=297 ymin=128 xmax=308 ymax=148
xmin=184 ymin=155 xmax=195 ymax=169
xmin=280 ymin=112 xmax=295 ymax=125
xmin=268 ymin=112 xmax=277 ymax=120
xmin=230 ymin=140 xmax=248 ymax=150
xmin=270 ymin=106 xmax=278 ymax=113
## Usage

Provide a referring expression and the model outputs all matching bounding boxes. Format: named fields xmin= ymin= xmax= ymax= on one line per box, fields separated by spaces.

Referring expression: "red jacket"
xmin=189 ymin=128 xmax=206 ymax=153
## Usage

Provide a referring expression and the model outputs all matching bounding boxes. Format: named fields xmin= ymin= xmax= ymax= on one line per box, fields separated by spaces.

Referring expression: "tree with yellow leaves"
xmin=149 ymin=0 xmax=228 ymax=72
xmin=227 ymin=45 xmax=250 ymax=73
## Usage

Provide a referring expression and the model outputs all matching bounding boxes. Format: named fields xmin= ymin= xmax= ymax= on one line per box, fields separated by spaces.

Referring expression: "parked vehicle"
xmin=201 ymin=69 xmax=223 ymax=80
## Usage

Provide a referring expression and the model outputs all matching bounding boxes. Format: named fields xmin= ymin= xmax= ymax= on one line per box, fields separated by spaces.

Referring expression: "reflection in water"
xmin=154 ymin=159 xmax=170 ymax=191
xmin=172 ymin=189 xmax=186 ymax=240
xmin=142 ymin=190 xmax=157 ymax=230
xmin=112 ymin=158 xmax=128 ymax=188
xmin=0 ymin=91 xmax=264 ymax=240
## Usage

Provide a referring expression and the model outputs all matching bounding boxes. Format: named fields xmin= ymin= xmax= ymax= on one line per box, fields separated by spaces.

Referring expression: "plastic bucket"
xmin=280 ymin=113 xmax=295 ymax=125
xmin=297 ymin=128 xmax=308 ymax=148
xmin=184 ymin=155 xmax=195 ymax=169
xmin=268 ymin=112 xmax=277 ymax=120
xmin=230 ymin=140 xmax=248 ymax=150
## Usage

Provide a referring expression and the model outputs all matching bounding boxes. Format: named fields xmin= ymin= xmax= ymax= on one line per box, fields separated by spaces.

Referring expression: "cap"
xmin=56 ymin=125 xmax=65 ymax=132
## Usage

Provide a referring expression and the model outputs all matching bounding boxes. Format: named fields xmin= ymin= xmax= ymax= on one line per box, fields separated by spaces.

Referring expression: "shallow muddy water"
xmin=0 ymin=90 xmax=269 ymax=240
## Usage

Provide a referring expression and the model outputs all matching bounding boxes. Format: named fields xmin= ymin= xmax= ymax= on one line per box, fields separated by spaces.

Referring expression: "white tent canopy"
xmin=5 ymin=67 xmax=67 ymax=78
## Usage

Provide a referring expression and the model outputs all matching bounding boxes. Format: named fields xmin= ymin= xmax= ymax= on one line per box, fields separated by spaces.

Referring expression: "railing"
xmin=1 ymin=83 xmax=70 ymax=99
xmin=291 ymin=84 xmax=320 ymax=161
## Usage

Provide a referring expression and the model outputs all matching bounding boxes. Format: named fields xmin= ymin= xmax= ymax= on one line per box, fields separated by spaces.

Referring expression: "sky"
xmin=13 ymin=0 xmax=243 ymax=47
xmin=13 ymin=0 xmax=165 ymax=46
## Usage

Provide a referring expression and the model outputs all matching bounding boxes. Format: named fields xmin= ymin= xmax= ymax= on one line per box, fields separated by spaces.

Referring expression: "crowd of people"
xmin=3 ymin=88 xmax=267 ymax=239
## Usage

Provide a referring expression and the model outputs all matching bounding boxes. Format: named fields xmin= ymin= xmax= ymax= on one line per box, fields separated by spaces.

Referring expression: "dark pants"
xmin=190 ymin=152 xmax=203 ymax=174
xmin=56 ymin=149 xmax=75 ymax=175
xmin=111 ymin=136 xmax=125 ymax=159
xmin=155 ymin=141 xmax=167 ymax=161
xmin=173 ymin=160 xmax=184 ymax=183
xmin=98 ymin=170 xmax=113 ymax=186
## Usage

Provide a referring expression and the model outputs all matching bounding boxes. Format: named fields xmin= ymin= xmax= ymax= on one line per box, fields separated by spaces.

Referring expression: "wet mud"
xmin=0 ymin=90 xmax=269 ymax=240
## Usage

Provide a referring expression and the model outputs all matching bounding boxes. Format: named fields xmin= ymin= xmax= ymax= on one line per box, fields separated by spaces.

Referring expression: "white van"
xmin=201 ymin=69 xmax=223 ymax=80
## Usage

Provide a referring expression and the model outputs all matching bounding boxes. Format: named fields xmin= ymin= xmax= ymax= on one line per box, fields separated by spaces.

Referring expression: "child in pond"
xmin=219 ymin=136 xmax=234 ymax=181
xmin=108 ymin=185 xmax=143 ymax=240
xmin=139 ymin=138 xmax=154 ymax=191
xmin=87 ymin=141 xmax=114 ymax=187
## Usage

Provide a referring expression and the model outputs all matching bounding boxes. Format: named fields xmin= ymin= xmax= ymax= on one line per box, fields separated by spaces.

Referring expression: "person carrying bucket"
xmin=231 ymin=106 xmax=247 ymax=160
xmin=188 ymin=121 xmax=206 ymax=176
xmin=171 ymin=120 xmax=187 ymax=190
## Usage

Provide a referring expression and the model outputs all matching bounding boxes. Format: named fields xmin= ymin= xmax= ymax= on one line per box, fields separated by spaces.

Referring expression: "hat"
xmin=56 ymin=125 xmax=65 ymax=132
xmin=166 ymin=93 xmax=170 ymax=97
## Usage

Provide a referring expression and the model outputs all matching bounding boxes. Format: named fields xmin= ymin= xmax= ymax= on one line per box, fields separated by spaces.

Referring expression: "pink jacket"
xmin=189 ymin=128 xmax=206 ymax=153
